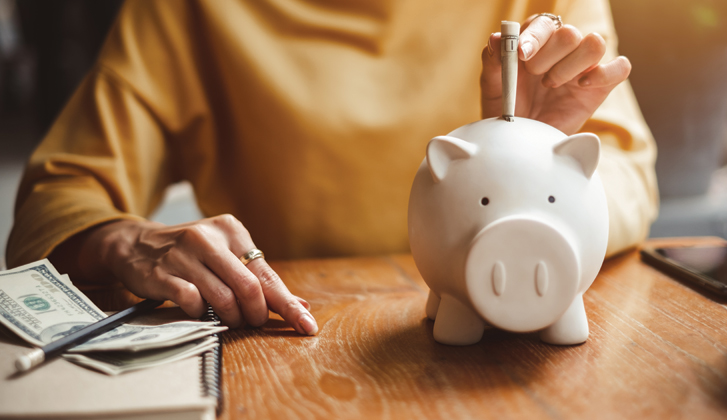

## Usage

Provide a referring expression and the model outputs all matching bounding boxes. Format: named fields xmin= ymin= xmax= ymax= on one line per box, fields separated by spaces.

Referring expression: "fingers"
xmin=519 ymin=15 xmax=608 ymax=88
xmin=164 ymin=276 xmax=207 ymax=318
xmin=168 ymin=248 xmax=248 ymax=327
xmin=477 ymin=15 xmax=628 ymax=133
xmin=247 ymin=258 xmax=318 ymax=335
xmin=578 ymin=56 xmax=631 ymax=88
xmin=480 ymin=32 xmax=503 ymax=118
xmin=193 ymin=216 xmax=270 ymax=328
xmin=122 ymin=260 xmax=207 ymax=318
xmin=128 ymin=267 xmax=207 ymax=319
xmin=519 ymin=14 xmax=559 ymax=61
xmin=542 ymin=32 xmax=606 ymax=88
xmin=481 ymin=22 xmax=610 ymax=119
xmin=113 ymin=215 xmax=317 ymax=334
xmin=200 ymin=249 xmax=268 ymax=327
xmin=480 ymin=32 xmax=502 ymax=99
xmin=197 ymin=214 xmax=317 ymax=334
xmin=523 ymin=25 xmax=582 ymax=76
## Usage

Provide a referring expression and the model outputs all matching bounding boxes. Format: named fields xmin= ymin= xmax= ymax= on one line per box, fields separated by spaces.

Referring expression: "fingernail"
xmin=521 ymin=42 xmax=533 ymax=60
xmin=299 ymin=313 xmax=318 ymax=335
xmin=487 ymin=36 xmax=494 ymax=57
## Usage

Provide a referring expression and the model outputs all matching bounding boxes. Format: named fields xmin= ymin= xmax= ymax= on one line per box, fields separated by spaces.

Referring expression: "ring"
xmin=536 ymin=13 xmax=563 ymax=29
xmin=240 ymin=248 xmax=265 ymax=265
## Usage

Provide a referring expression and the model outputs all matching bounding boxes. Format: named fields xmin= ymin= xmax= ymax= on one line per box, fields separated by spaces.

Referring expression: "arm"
xmin=7 ymin=0 xmax=318 ymax=333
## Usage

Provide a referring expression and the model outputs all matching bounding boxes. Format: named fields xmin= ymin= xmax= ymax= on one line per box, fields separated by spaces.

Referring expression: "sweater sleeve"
xmin=6 ymin=65 xmax=173 ymax=268
xmin=557 ymin=0 xmax=659 ymax=256
xmin=5 ymin=0 xmax=207 ymax=268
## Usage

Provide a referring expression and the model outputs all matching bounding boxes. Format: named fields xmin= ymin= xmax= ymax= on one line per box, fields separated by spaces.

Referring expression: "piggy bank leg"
xmin=426 ymin=290 xmax=440 ymax=320
xmin=433 ymin=294 xmax=486 ymax=345
xmin=539 ymin=294 xmax=589 ymax=345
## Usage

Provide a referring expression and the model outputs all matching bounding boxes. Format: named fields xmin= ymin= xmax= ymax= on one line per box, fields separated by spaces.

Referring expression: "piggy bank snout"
xmin=465 ymin=217 xmax=580 ymax=333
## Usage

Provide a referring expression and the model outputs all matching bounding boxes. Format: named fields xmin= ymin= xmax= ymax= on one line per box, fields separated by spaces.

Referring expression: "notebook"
xmin=0 ymin=308 xmax=220 ymax=420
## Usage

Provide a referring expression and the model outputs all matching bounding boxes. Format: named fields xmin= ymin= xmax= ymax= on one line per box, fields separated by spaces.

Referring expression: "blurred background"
xmin=0 ymin=0 xmax=727 ymax=267
xmin=0 ymin=0 xmax=202 ymax=268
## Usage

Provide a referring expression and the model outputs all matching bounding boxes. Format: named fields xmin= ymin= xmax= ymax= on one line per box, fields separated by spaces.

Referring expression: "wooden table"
xmin=219 ymin=238 xmax=727 ymax=419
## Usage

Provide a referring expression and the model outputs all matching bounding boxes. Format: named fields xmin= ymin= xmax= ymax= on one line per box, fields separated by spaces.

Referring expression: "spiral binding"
xmin=200 ymin=304 xmax=223 ymax=415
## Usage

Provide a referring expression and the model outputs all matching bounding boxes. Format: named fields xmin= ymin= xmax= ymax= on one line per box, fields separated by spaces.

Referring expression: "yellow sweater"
xmin=7 ymin=0 xmax=658 ymax=267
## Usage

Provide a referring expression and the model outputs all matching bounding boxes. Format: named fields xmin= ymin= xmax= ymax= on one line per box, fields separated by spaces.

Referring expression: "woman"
xmin=7 ymin=0 xmax=657 ymax=335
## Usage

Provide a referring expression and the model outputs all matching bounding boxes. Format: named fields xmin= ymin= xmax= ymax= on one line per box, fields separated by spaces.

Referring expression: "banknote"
xmin=0 ymin=260 xmax=226 ymax=353
xmin=0 ymin=259 xmax=107 ymax=347
xmin=64 ymin=337 xmax=219 ymax=375
xmin=71 ymin=322 xmax=227 ymax=352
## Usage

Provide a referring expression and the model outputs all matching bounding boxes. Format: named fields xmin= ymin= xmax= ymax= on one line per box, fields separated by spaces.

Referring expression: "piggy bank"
xmin=408 ymin=117 xmax=608 ymax=346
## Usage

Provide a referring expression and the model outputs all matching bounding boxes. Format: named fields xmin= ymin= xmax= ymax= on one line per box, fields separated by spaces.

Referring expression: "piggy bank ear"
xmin=553 ymin=133 xmax=600 ymax=179
xmin=426 ymin=136 xmax=478 ymax=183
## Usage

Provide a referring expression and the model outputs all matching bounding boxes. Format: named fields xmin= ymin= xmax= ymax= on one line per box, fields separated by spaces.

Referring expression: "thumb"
xmin=480 ymin=32 xmax=503 ymax=119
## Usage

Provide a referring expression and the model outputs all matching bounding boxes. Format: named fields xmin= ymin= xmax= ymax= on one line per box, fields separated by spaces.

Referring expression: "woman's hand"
xmin=51 ymin=215 xmax=318 ymax=334
xmin=480 ymin=14 xmax=632 ymax=135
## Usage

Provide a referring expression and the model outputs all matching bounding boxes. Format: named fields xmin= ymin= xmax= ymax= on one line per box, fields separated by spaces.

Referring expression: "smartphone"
xmin=640 ymin=244 xmax=727 ymax=296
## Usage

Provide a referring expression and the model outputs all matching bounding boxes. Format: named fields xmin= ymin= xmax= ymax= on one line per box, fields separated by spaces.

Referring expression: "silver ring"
xmin=536 ymin=13 xmax=562 ymax=29
xmin=240 ymin=248 xmax=265 ymax=265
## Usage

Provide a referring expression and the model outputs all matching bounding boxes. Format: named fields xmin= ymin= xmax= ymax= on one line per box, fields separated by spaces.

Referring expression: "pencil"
xmin=14 ymin=298 xmax=164 ymax=373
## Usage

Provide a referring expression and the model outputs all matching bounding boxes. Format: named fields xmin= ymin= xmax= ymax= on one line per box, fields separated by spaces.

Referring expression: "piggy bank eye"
xmin=481 ymin=197 xmax=490 ymax=206
xmin=548 ymin=196 xmax=556 ymax=203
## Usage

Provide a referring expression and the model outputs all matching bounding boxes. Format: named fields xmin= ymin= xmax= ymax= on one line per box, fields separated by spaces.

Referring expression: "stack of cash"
xmin=0 ymin=259 xmax=226 ymax=375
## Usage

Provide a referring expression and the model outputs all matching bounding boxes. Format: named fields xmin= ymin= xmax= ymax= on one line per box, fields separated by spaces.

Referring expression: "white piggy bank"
xmin=408 ymin=117 xmax=608 ymax=346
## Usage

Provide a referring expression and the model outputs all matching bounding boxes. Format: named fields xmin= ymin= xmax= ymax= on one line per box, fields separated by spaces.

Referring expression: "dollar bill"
xmin=0 ymin=259 xmax=107 ymax=347
xmin=0 ymin=259 xmax=226 ymax=354
xmin=63 ymin=337 xmax=219 ymax=375
xmin=71 ymin=322 xmax=227 ymax=352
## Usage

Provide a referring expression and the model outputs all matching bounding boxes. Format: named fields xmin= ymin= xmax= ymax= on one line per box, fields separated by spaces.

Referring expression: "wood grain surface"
xmin=215 ymin=238 xmax=727 ymax=419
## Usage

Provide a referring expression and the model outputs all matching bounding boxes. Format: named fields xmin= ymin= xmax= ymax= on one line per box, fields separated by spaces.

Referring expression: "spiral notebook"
xmin=199 ymin=305 xmax=223 ymax=415
xmin=0 ymin=307 xmax=222 ymax=420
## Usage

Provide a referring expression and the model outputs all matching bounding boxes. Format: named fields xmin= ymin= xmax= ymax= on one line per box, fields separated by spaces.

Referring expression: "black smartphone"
xmin=640 ymin=244 xmax=727 ymax=296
